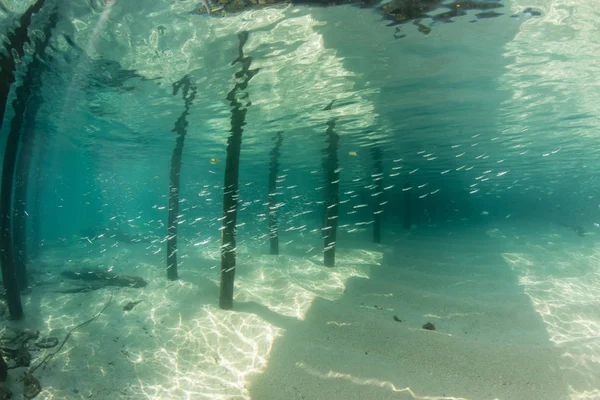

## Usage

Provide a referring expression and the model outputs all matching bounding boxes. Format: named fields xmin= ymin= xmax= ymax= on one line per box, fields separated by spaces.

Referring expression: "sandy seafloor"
xmin=2 ymin=220 xmax=600 ymax=400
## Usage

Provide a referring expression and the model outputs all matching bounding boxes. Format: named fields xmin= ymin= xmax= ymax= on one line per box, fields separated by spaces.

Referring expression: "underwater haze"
xmin=0 ymin=0 xmax=599 ymax=399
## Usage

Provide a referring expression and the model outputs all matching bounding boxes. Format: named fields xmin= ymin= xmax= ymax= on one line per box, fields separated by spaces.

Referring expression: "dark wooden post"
xmin=12 ymin=9 xmax=56 ymax=288
xmin=219 ymin=31 xmax=258 ymax=310
xmin=166 ymin=75 xmax=197 ymax=281
xmin=323 ymin=118 xmax=340 ymax=267
xmin=267 ymin=131 xmax=283 ymax=255
xmin=13 ymin=107 xmax=43 ymax=276
xmin=372 ymin=147 xmax=384 ymax=243
xmin=0 ymin=351 xmax=7 ymax=382
xmin=0 ymin=0 xmax=47 ymax=131
xmin=403 ymin=181 xmax=412 ymax=229
xmin=13 ymin=124 xmax=33 ymax=289
xmin=0 ymin=0 xmax=53 ymax=319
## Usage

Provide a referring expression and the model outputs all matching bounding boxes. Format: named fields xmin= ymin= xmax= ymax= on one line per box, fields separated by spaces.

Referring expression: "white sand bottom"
xmin=2 ymin=220 xmax=599 ymax=399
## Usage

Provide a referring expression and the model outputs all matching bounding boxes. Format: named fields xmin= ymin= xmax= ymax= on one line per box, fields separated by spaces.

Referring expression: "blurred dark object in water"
xmin=60 ymin=268 xmax=147 ymax=292
xmin=0 ymin=352 xmax=7 ymax=382
xmin=35 ymin=337 xmax=58 ymax=349
xmin=0 ymin=386 xmax=10 ymax=399
xmin=0 ymin=328 xmax=38 ymax=372
xmin=522 ymin=7 xmax=542 ymax=17
xmin=558 ymin=222 xmax=587 ymax=237
xmin=123 ymin=300 xmax=143 ymax=311
xmin=22 ymin=373 xmax=41 ymax=399
xmin=1 ymin=328 xmax=38 ymax=353
xmin=15 ymin=348 xmax=31 ymax=367
xmin=475 ymin=10 xmax=502 ymax=19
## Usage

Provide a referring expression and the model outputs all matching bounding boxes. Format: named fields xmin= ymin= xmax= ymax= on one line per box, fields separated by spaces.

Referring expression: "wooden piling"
xmin=267 ymin=131 xmax=283 ymax=255
xmin=220 ymin=31 xmax=258 ymax=310
xmin=0 ymin=0 xmax=55 ymax=318
xmin=323 ymin=118 xmax=340 ymax=267
xmin=166 ymin=75 xmax=197 ymax=280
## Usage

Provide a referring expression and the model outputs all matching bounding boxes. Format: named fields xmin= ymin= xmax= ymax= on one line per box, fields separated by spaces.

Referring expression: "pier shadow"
xmin=246 ymin=225 xmax=570 ymax=399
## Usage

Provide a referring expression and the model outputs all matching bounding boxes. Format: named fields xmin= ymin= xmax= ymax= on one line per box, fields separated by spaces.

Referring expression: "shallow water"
xmin=1 ymin=0 xmax=599 ymax=399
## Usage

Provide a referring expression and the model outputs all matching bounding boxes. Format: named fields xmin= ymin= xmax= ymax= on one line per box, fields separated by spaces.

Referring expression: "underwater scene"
xmin=0 ymin=0 xmax=599 ymax=399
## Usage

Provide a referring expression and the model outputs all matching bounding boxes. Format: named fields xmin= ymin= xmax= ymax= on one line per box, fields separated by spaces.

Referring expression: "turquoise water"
xmin=1 ymin=0 xmax=600 ymax=399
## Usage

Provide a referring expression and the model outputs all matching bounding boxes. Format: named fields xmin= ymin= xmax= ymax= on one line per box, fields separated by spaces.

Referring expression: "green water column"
xmin=29 ymin=122 xmax=51 ymax=260
xmin=166 ymin=75 xmax=197 ymax=281
xmin=220 ymin=31 xmax=258 ymax=310
xmin=26 ymin=118 xmax=51 ymax=261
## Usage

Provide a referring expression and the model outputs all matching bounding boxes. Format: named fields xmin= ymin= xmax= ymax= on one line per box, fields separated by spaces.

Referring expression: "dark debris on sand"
xmin=422 ymin=322 xmax=436 ymax=330
xmin=58 ymin=268 xmax=147 ymax=293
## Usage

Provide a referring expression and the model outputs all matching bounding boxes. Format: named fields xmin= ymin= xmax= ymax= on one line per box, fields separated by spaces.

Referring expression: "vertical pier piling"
xmin=13 ymin=99 xmax=44 ymax=285
xmin=13 ymin=119 xmax=33 ymax=290
xmin=0 ymin=352 xmax=7 ymax=382
xmin=0 ymin=0 xmax=47 ymax=132
xmin=323 ymin=118 xmax=340 ymax=267
xmin=220 ymin=31 xmax=258 ymax=310
xmin=267 ymin=131 xmax=283 ymax=255
xmin=166 ymin=76 xmax=197 ymax=281
xmin=12 ymin=8 xmax=56 ymax=288
xmin=0 ymin=0 xmax=53 ymax=319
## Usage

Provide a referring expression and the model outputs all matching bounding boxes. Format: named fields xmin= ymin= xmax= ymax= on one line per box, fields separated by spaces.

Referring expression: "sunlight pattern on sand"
xmin=503 ymin=240 xmax=600 ymax=399
xmin=296 ymin=362 xmax=470 ymax=400
xmin=125 ymin=247 xmax=380 ymax=399
xmin=136 ymin=306 xmax=280 ymax=399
